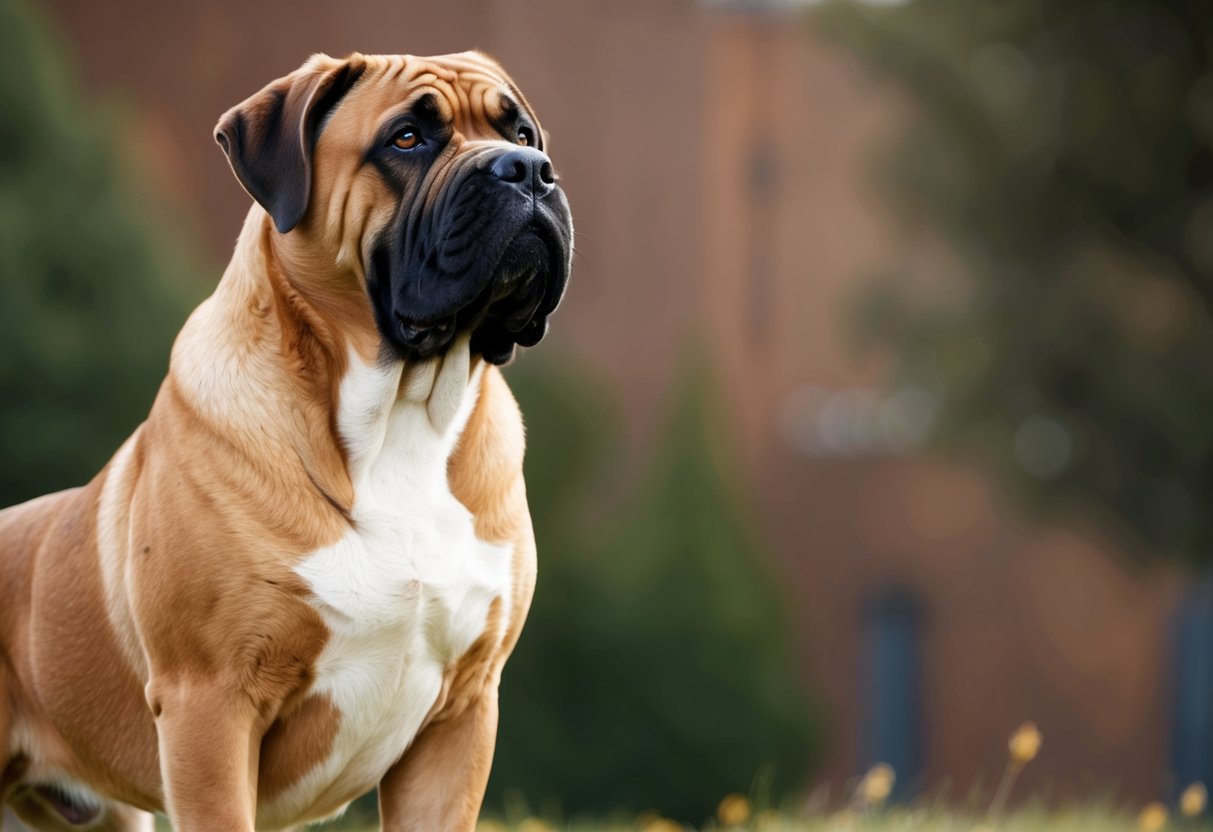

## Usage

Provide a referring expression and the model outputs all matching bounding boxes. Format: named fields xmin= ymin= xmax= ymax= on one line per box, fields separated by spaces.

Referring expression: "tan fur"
xmin=0 ymin=52 xmax=552 ymax=831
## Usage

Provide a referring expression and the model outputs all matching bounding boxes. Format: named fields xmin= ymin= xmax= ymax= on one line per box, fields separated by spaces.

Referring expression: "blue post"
xmin=861 ymin=587 xmax=923 ymax=802
xmin=1173 ymin=572 xmax=1213 ymax=796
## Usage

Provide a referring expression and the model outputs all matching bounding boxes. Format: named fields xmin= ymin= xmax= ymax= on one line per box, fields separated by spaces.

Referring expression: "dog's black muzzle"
xmin=367 ymin=145 xmax=573 ymax=365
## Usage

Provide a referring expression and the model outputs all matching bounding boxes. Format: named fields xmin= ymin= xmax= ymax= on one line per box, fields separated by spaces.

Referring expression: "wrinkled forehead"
xmin=343 ymin=51 xmax=537 ymax=138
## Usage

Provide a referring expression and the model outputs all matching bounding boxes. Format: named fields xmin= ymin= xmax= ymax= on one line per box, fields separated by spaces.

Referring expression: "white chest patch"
xmin=262 ymin=340 xmax=512 ymax=824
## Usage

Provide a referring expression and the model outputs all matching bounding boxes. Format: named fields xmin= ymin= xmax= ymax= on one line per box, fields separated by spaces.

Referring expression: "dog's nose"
xmin=490 ymin=147 xmax=555 ymax=197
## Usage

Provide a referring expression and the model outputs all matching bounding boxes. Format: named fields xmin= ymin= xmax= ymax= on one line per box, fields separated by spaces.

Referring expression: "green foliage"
xmin=815 ymin=0 xmax=1213 ymax=564
xmin=488 ymin=356 xmax=818 ymax=824
xmin=0 ymin=0 xmax=202 ymax=507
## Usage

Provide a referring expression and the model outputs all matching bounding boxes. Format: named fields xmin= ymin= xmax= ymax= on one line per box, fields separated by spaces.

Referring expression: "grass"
xmin=138 ymin=798 xmax=1210 ymax=831
xmin=311 ymin=805 xmax=1209 ymax=831
xmin=140 ymin=725 xmax=1208 ymax=831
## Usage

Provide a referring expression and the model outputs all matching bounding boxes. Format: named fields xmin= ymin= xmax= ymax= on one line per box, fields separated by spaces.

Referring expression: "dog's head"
xmin=215 ymin=52 xmax=572 ymax=365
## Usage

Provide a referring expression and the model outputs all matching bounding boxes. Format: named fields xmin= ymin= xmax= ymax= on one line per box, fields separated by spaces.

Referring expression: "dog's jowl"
xmin=0 ymin=51 xmax=572 ymax=831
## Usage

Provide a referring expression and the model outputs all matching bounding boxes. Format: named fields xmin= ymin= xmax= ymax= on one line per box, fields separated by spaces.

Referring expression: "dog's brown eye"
xmin=392 ymin=129 xmax=420 ymax=150
xmin=517 ymin=127 xmax=534 ymax=147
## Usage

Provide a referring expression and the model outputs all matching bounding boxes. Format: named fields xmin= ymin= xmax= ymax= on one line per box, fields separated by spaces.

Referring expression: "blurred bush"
xmin=815 ymin=0 xmax=1213 ymax=565
xmin=0 ymin=0 xmax=202 ymax=506
xmin=491 ymin=357 xmax=818 ymax=823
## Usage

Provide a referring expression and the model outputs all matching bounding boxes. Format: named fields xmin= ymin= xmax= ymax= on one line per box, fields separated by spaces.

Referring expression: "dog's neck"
xmin=258 ymin=210 xmax=380 ymax=367
xmin=185 ymin=207 xmax=482 ymax=512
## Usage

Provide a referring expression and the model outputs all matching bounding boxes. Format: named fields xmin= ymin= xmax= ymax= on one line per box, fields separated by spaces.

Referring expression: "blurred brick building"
xmin=42 ymin=0 xmax=1195 ymax=807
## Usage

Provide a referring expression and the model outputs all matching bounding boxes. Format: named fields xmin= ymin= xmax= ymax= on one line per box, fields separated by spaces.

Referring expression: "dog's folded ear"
xmin=215 ymin=54 xmax=366 ymax=234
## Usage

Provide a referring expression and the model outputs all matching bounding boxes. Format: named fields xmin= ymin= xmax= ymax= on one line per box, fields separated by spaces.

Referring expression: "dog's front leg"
xmin=377 ymin=693 xmax=499 ymax=832
xmin=151 ymin=679 xmax=261 ymax=831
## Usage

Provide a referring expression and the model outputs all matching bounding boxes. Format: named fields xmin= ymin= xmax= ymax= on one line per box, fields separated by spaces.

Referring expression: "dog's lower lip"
xmin=501 ymin=295 xmax=542 ymax=333
xmin=495 ymin=264 xmax=538 ymax=297
xmin=395 ymin=313 xmax=454 ymax=339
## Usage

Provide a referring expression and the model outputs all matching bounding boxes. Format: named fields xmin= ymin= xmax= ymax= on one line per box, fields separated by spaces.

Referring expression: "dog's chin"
xmin=386 ymin=316 xmax=457 ymax=360
xmin=381 ymin=228 xmax=560 ymax=365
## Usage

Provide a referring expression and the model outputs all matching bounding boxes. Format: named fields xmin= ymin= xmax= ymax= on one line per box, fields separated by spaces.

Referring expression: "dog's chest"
xmin=266 ymin=352 xmax=510 ymax=822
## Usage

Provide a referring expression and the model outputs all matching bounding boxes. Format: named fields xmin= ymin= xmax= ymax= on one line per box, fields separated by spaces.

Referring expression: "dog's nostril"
xmin=506 ymin=160 xmax=527 ymax=183
xmin=539 ymin=161 xmax=555 ymax=185
xmin=491 ymin=151 xmax=530 ymax=184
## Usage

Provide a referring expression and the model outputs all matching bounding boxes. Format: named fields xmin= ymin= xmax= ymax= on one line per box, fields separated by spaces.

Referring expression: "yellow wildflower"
xmin=858 ymin=763 xmax=896 ymax=806
xmin=1008 ymin=721 xmax=1042 ymax=766
xmin=717 ymin=793 xmax=752 ymax=826
xmin=639 ymin=816 xmax=683 ymax=832
xmin=1181 ymin=782 xmax=1207 ymax=817
xmin=1138 ymin=801 xmax=1168 ymax=831
xmin=517 ymin=819 xmax=556 ymax=832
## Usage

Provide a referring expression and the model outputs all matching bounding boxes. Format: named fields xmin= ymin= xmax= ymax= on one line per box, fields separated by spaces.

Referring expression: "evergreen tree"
xmin=490 ymin=358 xmax=818 ymax=823
xmin=815 ymin=0 xmax=1213 ymax=564
xmin=0 ymin=0 xmax=202 ymax=506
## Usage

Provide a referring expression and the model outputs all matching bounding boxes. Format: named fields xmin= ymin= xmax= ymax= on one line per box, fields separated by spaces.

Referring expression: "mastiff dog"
xmin=0 ymin=51 xmax=572 ymax=831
